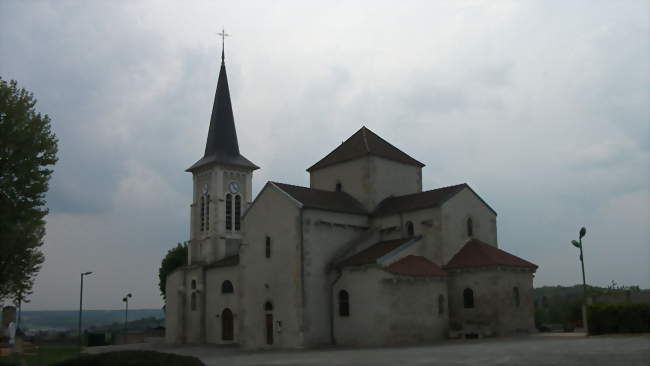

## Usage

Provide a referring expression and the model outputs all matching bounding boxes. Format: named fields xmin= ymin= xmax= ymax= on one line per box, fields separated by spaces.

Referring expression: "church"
xmin=164 ymin=50 xmax=538 ymax=349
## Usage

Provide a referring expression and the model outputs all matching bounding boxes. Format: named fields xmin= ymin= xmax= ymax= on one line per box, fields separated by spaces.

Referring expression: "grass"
xmin=0 ymin=345 xmax=79 ymax=366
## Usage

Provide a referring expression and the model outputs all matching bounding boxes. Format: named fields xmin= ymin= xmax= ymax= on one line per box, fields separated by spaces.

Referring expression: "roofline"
xmin=240 ymin=182 xmax=304 ymax=221
xmin=186 ymin=158 xmax=260 ymax=173
xmin=375 ymin=236 xmax=422 ymax=266
xmin=306 ymin=152 xmax=425 ymax=172
xmin=444 ymin=264 xmax=538 ymax=272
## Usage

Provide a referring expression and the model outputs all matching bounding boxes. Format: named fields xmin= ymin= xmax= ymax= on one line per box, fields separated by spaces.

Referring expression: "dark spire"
xmin=186 ymin=40 xmax=258 ymax=172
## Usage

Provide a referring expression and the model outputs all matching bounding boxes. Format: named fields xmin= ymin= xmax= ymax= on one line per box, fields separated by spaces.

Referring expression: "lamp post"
xmin=78 ymin=271 xmax=93 ymax=351
xmin=571 ymin=227 xmax=588 ymax=301
xmin=122 ymin=293 xmax=132 ymax=334
xmin=571 ymin=227 xmax=588 ymax=331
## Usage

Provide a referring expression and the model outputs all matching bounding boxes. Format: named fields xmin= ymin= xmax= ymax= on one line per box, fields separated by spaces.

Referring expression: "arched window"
xmin=205 ymin=194 xmax=210 ymax=231
xmin=513 ymin=287 xmax=520 ymax=307
xmin=200 ymin=196 xmax=205 ymax=231
xmin=265 ymin=236 xmax=271 ymax=258
xmin=438 ymin=294 xmax=445 ymax=315
xmin=225 ymin=194 xmax=232 ymax=230
xmin=463 ymin=288 xmax=475 ymax=309
xmin=406 ymin=221 xmax=414 ymax=237
xmin=191 ymin=292 xmax=197 ymax=311
xmin=234 ymin=195 xmax=241 ymax=231
xmin=221 ymin=280 xmax=234 ymax=294
xmin=338 ymin=290 xmax=350 ymax=317
xmin=264 ymin=301 xmax=273 ymax=312
xmin=191 ymin=279 xmax=197 ymax=290
xmin=467 ymin=218 xmax=473 ymax=237
xmin=335 ymin=182 xmax=342 ymax=192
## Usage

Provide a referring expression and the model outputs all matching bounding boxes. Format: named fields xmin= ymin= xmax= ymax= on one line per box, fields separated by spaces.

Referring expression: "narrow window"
xmin=467 ymin=218 xmax=473 ymax=237
xmin=438 ymin=294 xmax=445 ymax=315
xmin=222 ymin=280 xmax=234 ymax=294
xmin=513 ymin=287 xmax=520 ymax=307
xmin=225 ymin=194 xmax=232 ymax=230
xmin=335 ymin=182 xmax=342 ymax=192
xmin=234 ymin=195 xmax=241 ymax=231
xmin=406 ymin=221 xmax=414 ymax=237
xmin=338 ymin=290 xmax=350 ymax=317
xmin=265 ymin=236 xmax=271 ymax=258
xmin=264 ymin=301 xmax=273 ymax=312
xmin=463 ymin=288 xmax=475 ymax=308
xmin=191 ymin=292 xmax=197 ymax=311
xmin=191 ymin=279 xmax=197 ymax=290
xmin=200 ymin=196 xmax=205 ymax=231
xmin=205 ymin=195 xmax=210 ymax=231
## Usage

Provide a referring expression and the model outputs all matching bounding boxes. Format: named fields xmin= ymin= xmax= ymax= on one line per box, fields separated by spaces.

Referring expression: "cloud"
xmin=0 ymin=0 xmax=647 ymax=309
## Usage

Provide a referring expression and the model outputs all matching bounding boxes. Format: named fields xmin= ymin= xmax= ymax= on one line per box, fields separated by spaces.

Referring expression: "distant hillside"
xmin=18 ymin=309 xmax=164 ymax=331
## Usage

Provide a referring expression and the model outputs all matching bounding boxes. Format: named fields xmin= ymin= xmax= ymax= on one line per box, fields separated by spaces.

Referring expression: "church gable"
xmin=445 ymin=238 xmax=538 ymax=270
xmin=307 ymin=126 xmax=424 ymax=172
xmin=272 ymin=182 xmax=367 ymax=215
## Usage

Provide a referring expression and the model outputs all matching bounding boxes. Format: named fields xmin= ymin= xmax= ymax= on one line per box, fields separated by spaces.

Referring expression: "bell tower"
xmin=186 ymin=38 xmax=258 ymax=264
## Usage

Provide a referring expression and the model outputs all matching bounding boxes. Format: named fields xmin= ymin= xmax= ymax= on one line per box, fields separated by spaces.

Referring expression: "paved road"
xmin=87 ymin=334 xmax=650 ymax=366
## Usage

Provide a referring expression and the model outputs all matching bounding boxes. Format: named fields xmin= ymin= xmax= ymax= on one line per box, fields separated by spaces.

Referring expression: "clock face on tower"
xmin=228 ymin=181 xmax=240 ymax=194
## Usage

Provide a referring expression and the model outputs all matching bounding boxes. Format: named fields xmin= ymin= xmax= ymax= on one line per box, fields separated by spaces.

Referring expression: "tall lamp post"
xmin=78 ymin=271 xmax=93 ymax=351
xmin=123 ymin=293 xmax=132 ymax=334
xmin=571 ymin=227 xmax=588 ymax=331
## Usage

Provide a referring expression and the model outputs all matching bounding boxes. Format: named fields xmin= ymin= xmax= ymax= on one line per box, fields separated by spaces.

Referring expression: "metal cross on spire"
xmin=218 ymin=28 xmax=230 ymax=62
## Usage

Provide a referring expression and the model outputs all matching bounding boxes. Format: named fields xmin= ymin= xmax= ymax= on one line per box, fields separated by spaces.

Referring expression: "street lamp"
xmin=78 ymin=271 xmax=93 ymax=351
xmin=571 ymin=227 xmax=588 ymax=301
xmin=122 ymin=293 xmax=132 ymax=334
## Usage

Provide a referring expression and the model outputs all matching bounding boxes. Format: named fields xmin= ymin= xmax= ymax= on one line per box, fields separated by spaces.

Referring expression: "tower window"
xmin=463 ymin=288 xmax=475 ymax=309
xmin=205 ymin=195 xmax=210 ymax=231
xmin=467 ymin=218 xmax=473 ymax=237
xmin=235 ymin=195 xmax=241 ymax=231
xmin=406 ymin=221 xmax=414 ymax=237
xmin=191 ymin=279 xmax=197 ymax=290
xmin=222 ymin=280 xmax=234 ymax=294
xmin=513 ymin=287 xmax=520 ymax=307
xmin=191 ymin=292 xmax=197 ymax=311
xmin=265 ymin=236 xmax=271 ymax=258
xmin=200 ymin=196 xmax=205 ymax=231
xmin=225 ymin=194 xmax=232 ymax=230
xmin=438 ymin=294 xmax=445 ymax=315
xmin=264 ymin=301 xmax=273 ymax=311
xmin=338 ymin=290 xmax=350 ymax=317
xmin=335 ymin=182 xmax=342 ymax=192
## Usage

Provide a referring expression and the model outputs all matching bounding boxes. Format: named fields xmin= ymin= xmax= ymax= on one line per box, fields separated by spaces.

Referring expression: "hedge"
xmin=587 ymin=303 xmax=650 ymax=335
xmin=53 ymin=350 xmax=204 ymax=366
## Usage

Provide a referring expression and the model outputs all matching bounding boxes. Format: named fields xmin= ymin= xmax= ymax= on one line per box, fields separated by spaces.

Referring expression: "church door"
xmin=265 ymin=313 xmax=274 ymax=345
xmin=221 ymin=308 xmax=233 ymax=341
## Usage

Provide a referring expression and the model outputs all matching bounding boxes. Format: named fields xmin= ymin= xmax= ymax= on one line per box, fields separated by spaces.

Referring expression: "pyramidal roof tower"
xmin=187 ymin=38 xmax=258 ymax=172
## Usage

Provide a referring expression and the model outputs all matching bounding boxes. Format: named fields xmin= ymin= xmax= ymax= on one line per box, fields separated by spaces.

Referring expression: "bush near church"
xmin=587 ymin=303 xmax=650 ymax=335
xmin=53 ymin=350 xmax=204 ymax=366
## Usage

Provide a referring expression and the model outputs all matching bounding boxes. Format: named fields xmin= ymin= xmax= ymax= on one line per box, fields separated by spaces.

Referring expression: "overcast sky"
xmin=1 ymin=1 xmax=648 ymax=310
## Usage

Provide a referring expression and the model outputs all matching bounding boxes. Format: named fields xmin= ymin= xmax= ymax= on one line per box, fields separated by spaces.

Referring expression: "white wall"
xmin=440 ymin=187 xmax=497 ymax=264
xmin=333 ymin=266 xmax=448 ymax=346
xmin=301 ymin=209 xmax=369 ymax=346
xmin=446 ymin=268 xmax=536 ymax=336
xmin=205 ymin=266 xmax=239 ymax=344
xmin=240 ymin=186 xmax=304 ymax=349
xmin=165 ymin=268 xmax=185 ymax=343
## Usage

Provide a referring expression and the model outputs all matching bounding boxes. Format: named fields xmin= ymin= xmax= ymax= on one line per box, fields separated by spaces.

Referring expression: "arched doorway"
xmin=221 ymin=308 xmax=233 ymax=341
xmin=264 ymin=301 xmax=274 ymax=345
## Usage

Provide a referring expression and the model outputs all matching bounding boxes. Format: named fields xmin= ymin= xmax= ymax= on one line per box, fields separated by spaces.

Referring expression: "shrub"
xmin=587 ymin=303 xmax=650 ymax=335
xmin=53 ymin=350 xmax=204 ymax=366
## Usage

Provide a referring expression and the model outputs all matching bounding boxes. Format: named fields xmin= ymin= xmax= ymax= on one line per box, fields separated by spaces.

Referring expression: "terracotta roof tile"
xmin=272 ymin=182 xmax=367 ymax=215
xmin=338 ymin=238 xmax=412 ymax=267
xmin=307 ymin=127 xmax=424 ymax=171
xmin=386 ymin=255 xmax=447 ymax=277
xmin=373 ymin=184 xmax=467 ymax=216
xmin=444 ymin=239 xmax=537 ymax=270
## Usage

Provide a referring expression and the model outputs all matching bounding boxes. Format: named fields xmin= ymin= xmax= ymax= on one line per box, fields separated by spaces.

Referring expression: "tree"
xmin=158 ymin=242 xmax=188 ymax=301
xmin=0 ymin=77 xmax=58 ymax=304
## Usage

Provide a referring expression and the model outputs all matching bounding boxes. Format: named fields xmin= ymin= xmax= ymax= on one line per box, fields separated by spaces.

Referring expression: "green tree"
xmin=0 ymin=77 xmax=58 ymax=303
xmin=158 ymin=242 xmax=188 ymax=300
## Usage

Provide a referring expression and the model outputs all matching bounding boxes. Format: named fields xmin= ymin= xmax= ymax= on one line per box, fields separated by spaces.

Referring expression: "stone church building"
xmin=165 ymin=53 xmax=538 ymax=348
